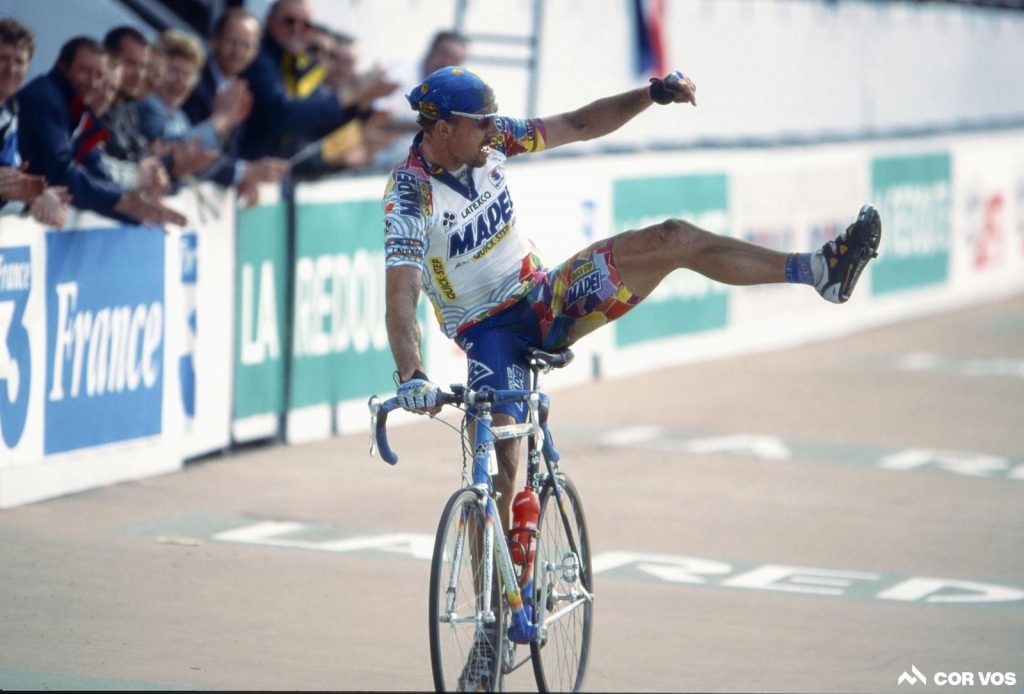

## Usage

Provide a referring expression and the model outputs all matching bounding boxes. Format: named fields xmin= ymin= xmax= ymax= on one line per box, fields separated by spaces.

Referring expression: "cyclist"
xmin=382 ymin=66 xmax=880 ymax=688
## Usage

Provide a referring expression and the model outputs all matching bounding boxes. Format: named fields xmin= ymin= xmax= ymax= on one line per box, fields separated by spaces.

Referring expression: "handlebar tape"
xmin=374 ymin=401 xmax=400 ymax=465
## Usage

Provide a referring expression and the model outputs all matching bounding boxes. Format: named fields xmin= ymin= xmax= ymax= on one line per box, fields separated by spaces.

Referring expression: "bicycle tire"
xmin=530 ymin=474 xmax=593 ymax=692
xmin=429 ymin=488 xmax=504 ymax=692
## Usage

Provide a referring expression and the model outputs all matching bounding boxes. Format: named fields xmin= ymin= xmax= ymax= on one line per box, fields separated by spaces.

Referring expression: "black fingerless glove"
xmin=394 ymin=368 xmax=429 ymax=385
xmin=649 ymin=76 xmax=676 ymax=105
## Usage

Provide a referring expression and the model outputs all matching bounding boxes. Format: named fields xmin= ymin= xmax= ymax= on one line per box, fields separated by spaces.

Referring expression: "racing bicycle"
xmin=369 ymin=347 xmax=593 ymax=692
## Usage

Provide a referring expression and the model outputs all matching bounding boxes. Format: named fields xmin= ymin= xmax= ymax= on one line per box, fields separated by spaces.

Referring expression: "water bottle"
xmin=510 ymin=488 xmax=540 ymax=572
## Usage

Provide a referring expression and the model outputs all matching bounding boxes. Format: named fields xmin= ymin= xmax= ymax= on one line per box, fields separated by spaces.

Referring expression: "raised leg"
xmin=611 ymin=218 xmax=788 ymax=299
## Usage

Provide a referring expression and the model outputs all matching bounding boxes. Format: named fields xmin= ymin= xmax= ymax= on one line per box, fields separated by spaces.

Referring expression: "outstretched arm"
xmin=541 ymin=72 xmax=697 ymax=150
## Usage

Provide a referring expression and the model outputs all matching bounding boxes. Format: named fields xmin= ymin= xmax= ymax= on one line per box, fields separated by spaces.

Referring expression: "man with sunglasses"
xmin=386 ymin=63 xmax=882 ymax=489
xmin=180 ymin=8 xmax=290 ymax=206
xmin=384 ymin=64 xmax=880 ymax=689
xmin=237 ymin=0 xmax=394 ymax=161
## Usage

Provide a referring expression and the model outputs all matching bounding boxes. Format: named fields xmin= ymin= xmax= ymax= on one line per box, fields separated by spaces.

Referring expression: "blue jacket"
xmin=16 ymin=67 xmax=127 ymax=221
xmin=237 ymin=35 xmax=357 ymax=160
xmin=180 ymin=60 xmax=245 ymax=188
xmin=137 ymin=93 xmax=220 ymax=149
xmin=0 ymin=98 xmax=20 ymax=168
xmin=1 ymin=97 xmax=26 ymax=215
xmin=182 ymin=60 xmax=219 ymax=127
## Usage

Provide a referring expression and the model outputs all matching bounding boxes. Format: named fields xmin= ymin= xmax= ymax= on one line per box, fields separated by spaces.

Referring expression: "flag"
xmin=633 ymin=0 xmax=668 ymax=78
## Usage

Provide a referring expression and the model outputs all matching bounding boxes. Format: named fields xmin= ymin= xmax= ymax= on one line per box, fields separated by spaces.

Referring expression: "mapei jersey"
xmin=383 ymin=117 xmax=548 ymax=338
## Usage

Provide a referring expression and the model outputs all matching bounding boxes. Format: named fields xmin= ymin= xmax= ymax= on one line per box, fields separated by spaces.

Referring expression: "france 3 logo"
xmin=44 ymin=229 xmax=165 ymax=454
xmin=179 ymin=232 xmax=197 ymax=420
xmin=0 ymin=246 xmax=33 ymax=449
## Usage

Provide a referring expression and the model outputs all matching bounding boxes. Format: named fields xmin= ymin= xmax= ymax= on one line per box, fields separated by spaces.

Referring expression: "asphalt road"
xmin=1 ymin=295 xmax=1022 ymax=693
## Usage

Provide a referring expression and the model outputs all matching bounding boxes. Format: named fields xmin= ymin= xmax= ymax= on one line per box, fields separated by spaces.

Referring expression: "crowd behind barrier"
xmin=0 ymin=0 xmax=468 ymax=231
xmin=1 ymin=0 xmax=1024 ymax=507
xmin=2 ymin=126 xmax=1022 ymax=507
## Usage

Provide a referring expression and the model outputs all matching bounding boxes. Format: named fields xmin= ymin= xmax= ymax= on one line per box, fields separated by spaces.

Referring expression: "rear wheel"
xmin=530 ymin=474 xmax=593 ymax=692
xmin=429 ymin=488 xmax=504 ymax=692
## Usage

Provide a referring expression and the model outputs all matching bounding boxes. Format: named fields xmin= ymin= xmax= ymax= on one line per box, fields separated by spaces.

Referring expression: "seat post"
xmin=530 ymin=361 xmax=546 ymax=393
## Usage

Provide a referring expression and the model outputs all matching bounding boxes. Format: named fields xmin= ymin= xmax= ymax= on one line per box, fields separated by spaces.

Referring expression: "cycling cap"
xmin=406 ymin=66 xmax=498 ymax=121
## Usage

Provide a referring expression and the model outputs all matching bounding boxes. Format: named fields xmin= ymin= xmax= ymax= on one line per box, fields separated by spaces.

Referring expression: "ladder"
xmin=454 ymin=0 xmax=544 ymax=116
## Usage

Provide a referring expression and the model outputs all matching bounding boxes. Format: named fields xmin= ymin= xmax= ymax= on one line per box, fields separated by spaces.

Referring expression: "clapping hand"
xmin=348 ymin=66 xmax=399 ymax=111
xmin=29 ymin=186 xmax=71 ymax=229
xmin=0 ymin=165 xmax=46 ymax=202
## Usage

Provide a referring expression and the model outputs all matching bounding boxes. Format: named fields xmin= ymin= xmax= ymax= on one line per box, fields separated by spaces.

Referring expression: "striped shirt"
xmin=383 ymin=116 xmax=548 ymax=337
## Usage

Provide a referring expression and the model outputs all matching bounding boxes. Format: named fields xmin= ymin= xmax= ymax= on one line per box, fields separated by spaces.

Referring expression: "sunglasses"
xmin=451 ymin=110 xmax=498 ymax=128
xmin=280 ymin=16 xmax=312 ymax=30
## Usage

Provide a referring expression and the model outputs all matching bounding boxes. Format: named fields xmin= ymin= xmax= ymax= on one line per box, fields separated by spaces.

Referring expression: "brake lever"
xmin=367 ymin=395 xmax=381 ymax=457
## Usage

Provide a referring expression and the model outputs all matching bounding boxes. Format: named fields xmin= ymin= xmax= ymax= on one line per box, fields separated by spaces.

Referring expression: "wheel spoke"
xmin=429 ymin=490 xmax=504 ymax=692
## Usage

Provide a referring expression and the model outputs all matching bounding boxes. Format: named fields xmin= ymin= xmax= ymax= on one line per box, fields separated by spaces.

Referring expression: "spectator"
xmin=309 ymin=26 xmax=356 ymax=97
xmin=372 ymin=30 xmax=468 ymax=169
xmin=79 ymin=52 xmax=169 ymax=196
xmin=236 ymin=0 xmax=395 ymax=160
xmin=181 ymin=8 xmax=290 ymax=205
xmin=101 ymin=26 xmax=152 ymax=164
xmin=0 ymin=17 xmax=70 ymax=228
xmin=138 ymin=29 xmax=250 ymax=149
xmin=16 ymin=35 xmax=186 ymax=226
xmin=103 ymin=26 xmax=214 ymax=187
xmin=422 ymin=31 xmax=469 ymax=77
xmin=183 ymin=8 xmax=260 ymax=125
xmin=74 ymin=52 xmax=122 ymax=173
xmin=292 ymin=26 xmax=393 ymax=175
xmin=84 ymin=54 xmax=123 ymax=121
xmin=133 ymin=40 xmax=220 ymax=186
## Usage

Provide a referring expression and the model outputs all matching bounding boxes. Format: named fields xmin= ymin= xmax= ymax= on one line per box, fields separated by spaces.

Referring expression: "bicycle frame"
xmin=368 ymin=359 xmax=592 ymax=649
xmin=466 ymin=389 xmax=545 ymax=646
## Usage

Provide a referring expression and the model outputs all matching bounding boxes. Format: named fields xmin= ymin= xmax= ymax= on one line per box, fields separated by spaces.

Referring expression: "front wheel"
xmin=530 ymin=474 xmax=593 ymax=692
xmin=429 ymin=488 xmax=504 ymax=692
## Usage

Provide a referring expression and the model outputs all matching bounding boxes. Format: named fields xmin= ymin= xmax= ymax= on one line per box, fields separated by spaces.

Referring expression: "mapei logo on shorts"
xmin=0 ymin=247 xmax=33 ymax=449
xmin=447 ymin=190 xmax=514 ymax=259
xmin=565 ymin=260 xmax=602 ymax=306
xmin=45 ymin=229 xmax=165 ymax=454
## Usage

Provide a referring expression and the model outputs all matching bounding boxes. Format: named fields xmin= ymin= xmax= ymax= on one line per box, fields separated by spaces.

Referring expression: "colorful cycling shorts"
xmin=454 ymin=238 xmax=641 ymax=421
